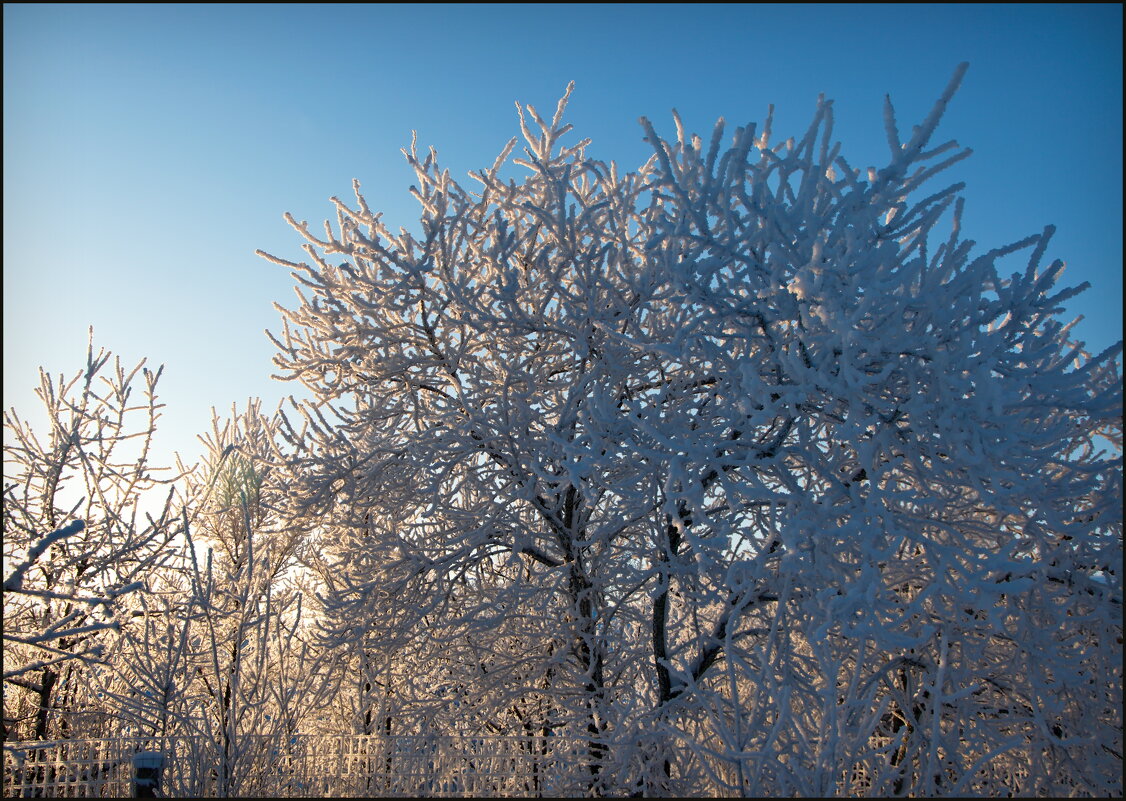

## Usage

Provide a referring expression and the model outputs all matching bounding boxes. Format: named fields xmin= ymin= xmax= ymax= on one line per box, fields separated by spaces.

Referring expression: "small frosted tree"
xmin=169 ymin=401 xmax=325 ymax=796
xmin=258 ymin=64 xmax=1121 ymax=795
xmin=2 ymin=335 xmax=182 ymax=741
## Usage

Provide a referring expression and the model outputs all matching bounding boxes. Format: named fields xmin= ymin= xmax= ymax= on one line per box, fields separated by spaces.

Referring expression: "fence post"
xmin=132 ymin=751 xmax=165 ymax=797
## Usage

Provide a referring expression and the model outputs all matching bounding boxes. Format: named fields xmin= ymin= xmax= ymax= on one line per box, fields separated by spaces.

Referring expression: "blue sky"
xmin=4 ymin=3 xmax=1122 ymax=471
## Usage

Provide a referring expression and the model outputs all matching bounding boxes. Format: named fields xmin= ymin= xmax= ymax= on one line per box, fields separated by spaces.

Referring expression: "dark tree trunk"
xmin=33 ymin=668 xmax=57 ymax=741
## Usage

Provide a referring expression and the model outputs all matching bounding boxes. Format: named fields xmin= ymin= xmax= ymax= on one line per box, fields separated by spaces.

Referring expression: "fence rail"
xmin=2 ymin=734 xmax=595 ymax=798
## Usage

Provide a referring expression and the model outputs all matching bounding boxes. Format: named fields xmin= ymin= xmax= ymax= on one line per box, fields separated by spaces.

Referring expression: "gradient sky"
xmin=4 ymin=3 xmax=1122 ymax=472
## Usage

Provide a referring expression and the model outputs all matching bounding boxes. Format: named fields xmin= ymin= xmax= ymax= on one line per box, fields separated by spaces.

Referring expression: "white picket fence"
xmin=2 ymin=734 xmax=596 ymax=798
xmin=4 ymin=730 xmax=1007 ymax=797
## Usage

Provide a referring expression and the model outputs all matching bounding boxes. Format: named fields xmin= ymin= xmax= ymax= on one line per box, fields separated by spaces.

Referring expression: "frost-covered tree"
xmin=2 ymin=335 xmax=183 ymax=742
xmin=258 ymin=64 xmax=1122 ymax=795
xmin=169 ymin=401 xmax=327 ymax=795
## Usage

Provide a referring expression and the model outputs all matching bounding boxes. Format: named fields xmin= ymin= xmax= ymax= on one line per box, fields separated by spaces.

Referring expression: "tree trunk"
xmin=33 ymin=668 xmax=58 ymax=741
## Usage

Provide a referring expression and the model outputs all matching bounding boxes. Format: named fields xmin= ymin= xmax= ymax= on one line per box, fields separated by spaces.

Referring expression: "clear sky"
xmin=4 ymin=3 xmax=1122 ymax=473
